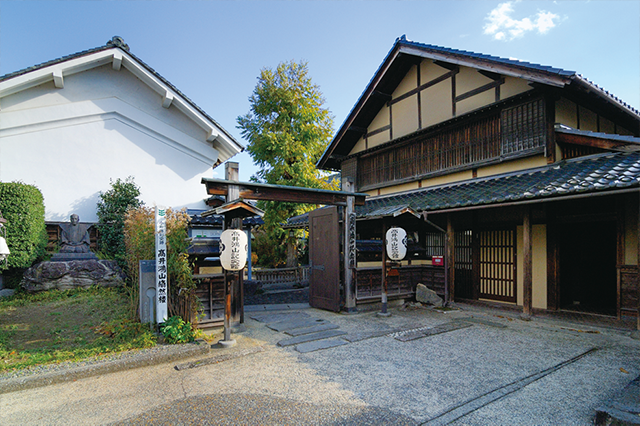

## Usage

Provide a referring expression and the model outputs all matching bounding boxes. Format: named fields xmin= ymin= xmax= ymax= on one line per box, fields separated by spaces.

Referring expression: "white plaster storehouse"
xmin=0 ymin=36 xmax=243 ymax=222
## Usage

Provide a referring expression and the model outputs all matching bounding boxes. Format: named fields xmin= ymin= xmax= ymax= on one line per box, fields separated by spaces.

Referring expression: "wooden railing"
xmin=355 ymin=265 xmax=444 ymax=302
xmin=251 ymin=266 xmax=310 ymax=285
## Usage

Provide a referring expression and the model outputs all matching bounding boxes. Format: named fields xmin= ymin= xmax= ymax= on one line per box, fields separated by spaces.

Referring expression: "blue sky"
xmin=1 ymin=0 xmax=638 ymax=181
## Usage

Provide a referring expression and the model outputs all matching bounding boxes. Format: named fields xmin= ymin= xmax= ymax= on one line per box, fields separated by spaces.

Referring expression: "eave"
xmin=0 ymin=38 xmax=243 ymax=164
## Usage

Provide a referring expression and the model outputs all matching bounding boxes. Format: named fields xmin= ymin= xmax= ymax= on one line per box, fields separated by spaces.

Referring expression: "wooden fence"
xmin=251 ymin=266 xmax=310 ymax=285
xmin=355 ymin=265 xmax=445 ymax=302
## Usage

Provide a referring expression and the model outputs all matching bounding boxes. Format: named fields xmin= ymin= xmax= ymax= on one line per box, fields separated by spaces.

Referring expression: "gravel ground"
xmin=1 ymin=303 xmax=638 ymax=425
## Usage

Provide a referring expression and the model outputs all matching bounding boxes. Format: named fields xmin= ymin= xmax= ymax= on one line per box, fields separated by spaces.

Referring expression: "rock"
xmin=415 ymin=283 xmax=443 ymax=307
xmin=21 ymin=260 xmax=125 ymax=292
xmin=0 ymin=288 xmax=15 ymax=298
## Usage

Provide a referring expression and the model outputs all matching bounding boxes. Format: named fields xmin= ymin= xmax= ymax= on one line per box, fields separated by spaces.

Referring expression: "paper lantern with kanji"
xmin=385 ymin=227 xmax=407 ymax=261
xmin=219 ymin=229 xmax=248 ymax=271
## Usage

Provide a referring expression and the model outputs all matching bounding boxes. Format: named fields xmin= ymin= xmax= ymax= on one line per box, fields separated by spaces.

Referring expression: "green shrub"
xmin=0 ymin=182 xmax=47 ymax=271
xmin=96 ymin=177 xmax=143 ymax=271
xmin=160 ymin=315 xmax=195 ymax=344
xmin=124 ymin=207 xmax=199 ymax=323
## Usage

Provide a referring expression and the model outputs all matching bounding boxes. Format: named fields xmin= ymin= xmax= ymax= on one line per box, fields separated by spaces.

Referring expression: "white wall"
xmin=0 ymin=65 xmax=223 ymax=222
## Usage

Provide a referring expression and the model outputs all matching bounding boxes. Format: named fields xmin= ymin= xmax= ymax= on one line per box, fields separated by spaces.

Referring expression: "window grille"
xmin=500 ymin=99 xmax=546 ymax=155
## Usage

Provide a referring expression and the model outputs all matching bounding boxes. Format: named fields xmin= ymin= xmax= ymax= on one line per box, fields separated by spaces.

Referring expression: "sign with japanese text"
xmin=155 ymin=206 xmax=168 ymax=323
xmin=386 ymin=227 xmax=407 ymax=261
xmin=219 ymin=229 xmax=248 ymax=271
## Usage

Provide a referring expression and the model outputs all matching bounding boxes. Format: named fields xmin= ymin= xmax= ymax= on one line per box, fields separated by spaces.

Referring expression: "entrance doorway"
xmin=557 ymin=221 xmax=617 ymax=316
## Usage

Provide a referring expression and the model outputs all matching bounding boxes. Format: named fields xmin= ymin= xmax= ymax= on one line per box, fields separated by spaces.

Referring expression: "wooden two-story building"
xmin=315 ymin=36 xmax=640 ymax=321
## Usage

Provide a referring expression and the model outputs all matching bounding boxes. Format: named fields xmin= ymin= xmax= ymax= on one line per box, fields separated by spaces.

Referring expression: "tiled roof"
xmin=397 ymin=36 xmax=575 ymax=78
xmin=190 ymin=214 xmax=263 ymax=227
xmin=397 ymin=36 xmax=638 ymax=116
xmin=360 ymin=151 xmax=640 ymax=216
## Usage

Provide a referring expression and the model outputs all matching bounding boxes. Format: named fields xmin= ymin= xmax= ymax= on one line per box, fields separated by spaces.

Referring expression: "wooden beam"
xmin=478 ymin=70 xmax=502 ymax=81
xmin=388 ymin=68 xmax=458 ymax=106
xmin=545 ymin=96 xmax=557 ymax=163
xmin=347 ymin=126 xmax=367 ymax=135
xmin=455 ymin=78 xmax=505 ymax=103
xmin=556 ymin=132 xmax=640 ymax=152
xmin=372 ymin=90 xmax=392 ymax=102
xmin=434 ymin=60 xmax=458 ymax=71
xmin=522 ymin=207 xmax=533 ymax=320
xmin=202 ymin=178 xmax=367 ymax=206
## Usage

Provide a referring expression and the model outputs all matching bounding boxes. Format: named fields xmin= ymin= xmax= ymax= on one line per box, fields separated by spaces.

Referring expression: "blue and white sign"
xmin=155 ymin=206 xmax=168 ymax=323
xmin=219 ymin=229 xmax=248 ymax=271
xmin=386 ymin=227 xmax=407 ymax=261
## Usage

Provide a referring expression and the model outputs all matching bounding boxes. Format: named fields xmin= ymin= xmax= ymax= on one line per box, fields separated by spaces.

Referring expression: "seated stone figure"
xmin=59 ymin=214 xmax=91 ymax=253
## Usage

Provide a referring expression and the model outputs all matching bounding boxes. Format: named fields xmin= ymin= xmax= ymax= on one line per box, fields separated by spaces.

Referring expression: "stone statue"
xmin=59 ymin=214 xmax=91 ymax=253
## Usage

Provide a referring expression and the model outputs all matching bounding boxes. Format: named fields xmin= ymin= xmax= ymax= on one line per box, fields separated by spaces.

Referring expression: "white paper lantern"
xmin=0 ymin=236 xmax=9 ymax=262
xmin=219 ymin=229 xmax=248 ymax=271
xmin=385 ymin=227 xmax=407 ymax=261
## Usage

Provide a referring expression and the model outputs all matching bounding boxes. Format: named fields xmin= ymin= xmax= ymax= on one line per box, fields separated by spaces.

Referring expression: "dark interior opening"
xmin=558 ymin=220 xmax=617 ymax=316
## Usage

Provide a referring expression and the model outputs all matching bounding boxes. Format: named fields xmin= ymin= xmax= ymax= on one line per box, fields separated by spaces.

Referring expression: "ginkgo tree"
xmin=237 ymin=60 xmax=337 ymax=267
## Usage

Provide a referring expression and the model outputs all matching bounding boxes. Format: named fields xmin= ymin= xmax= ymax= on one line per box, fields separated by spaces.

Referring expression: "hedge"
xmin=0 ymin=182 xmax=48 ymax=270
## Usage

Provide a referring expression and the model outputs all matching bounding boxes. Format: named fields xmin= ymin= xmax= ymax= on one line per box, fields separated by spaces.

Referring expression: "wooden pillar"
xmin=224 ymin=162 xmax=243 ymax=335
xmin=445 ymin=214 xmax=455 ymax=306
xmin=343 ymin=178 xmax=357 ymax=312
xmin=472 ymin=212 xmax=480 ymax=300
xmin=379 ymin=220 xmax=390 ymax=316
xmin=286 ymin=230 xmax=297 ymax=267
xmin=522 ymin=207 xmax=533 ymax=320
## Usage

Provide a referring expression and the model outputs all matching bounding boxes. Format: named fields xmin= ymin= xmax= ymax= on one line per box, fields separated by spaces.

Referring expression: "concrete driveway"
xmin=1 ymin=303 xmax=638 ymax=425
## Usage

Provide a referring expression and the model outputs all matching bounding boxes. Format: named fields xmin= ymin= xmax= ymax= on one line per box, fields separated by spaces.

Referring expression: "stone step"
xmin=267 ymin=318 xmax=328 ymax=332
xmin=392 ymin=322 xmax=472 ymax=342
xmin=249 ymin=312 xmax=309 ymax=323
xmin=285 ymin=323 xmax=339 ymax=336
xmin=277 ymin=329 xmax=347 ymax=347
xmin=295 ymin=338 xmax=349 ymax=353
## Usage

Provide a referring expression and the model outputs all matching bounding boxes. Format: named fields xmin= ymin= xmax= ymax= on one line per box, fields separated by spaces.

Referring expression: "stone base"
xmin=217 ymin=339 xmax=237 ymax=348
xmin=50 ymin=252 xmax=99 ymax=262
xmin=21 ymin=260 xmax=125 ymax=292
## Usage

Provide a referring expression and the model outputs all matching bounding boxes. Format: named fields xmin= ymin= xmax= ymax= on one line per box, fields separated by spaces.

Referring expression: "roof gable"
xmin=0 ymin=36 xmax=243 ymax=164
xmin=318 ymin=36 xmax=640 ymax=170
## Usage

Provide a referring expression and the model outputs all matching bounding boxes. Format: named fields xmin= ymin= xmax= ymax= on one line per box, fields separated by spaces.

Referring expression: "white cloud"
xmin=484 ymin=1 xmax=560 ymax=41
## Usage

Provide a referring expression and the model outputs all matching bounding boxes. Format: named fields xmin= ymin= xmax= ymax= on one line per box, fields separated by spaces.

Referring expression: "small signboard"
xmin=386 ymin=227 xmax=407 ymax=261
xmin=220 ymin=229 xmax=248 ymax=271
xmin=155 ymin=206 xmax=168 ymax=323
xmin=432 ymin=256 xmax=444 ymax=266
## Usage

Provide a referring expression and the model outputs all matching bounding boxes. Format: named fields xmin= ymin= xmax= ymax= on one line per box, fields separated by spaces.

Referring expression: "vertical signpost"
xmin=155 ymin=206 xmax=168 ymax=324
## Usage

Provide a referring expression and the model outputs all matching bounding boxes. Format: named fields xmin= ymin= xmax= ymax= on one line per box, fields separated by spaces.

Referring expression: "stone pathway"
xmin=250 ymin=311 xmax=477 ymax=353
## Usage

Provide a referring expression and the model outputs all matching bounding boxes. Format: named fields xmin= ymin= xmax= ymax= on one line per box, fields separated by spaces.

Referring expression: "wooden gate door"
xmin=478 ymin=229 xmax=516 ymax=303
xmin=309 ymin=207 xmax=341 ymax=312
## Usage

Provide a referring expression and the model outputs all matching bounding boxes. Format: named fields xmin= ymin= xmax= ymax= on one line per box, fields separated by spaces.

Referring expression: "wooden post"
xmin=445 ymin=215 xmax=455 ymax=306
xmin=343 ymin=177 xmax=357 ymax=312
xmin=220 ymin=162 xmax=242 ymax=347
xmin=379 ymin=220 xmax=390 ymax=316
xmin=522 ymin=207 xmax=533 ymax=320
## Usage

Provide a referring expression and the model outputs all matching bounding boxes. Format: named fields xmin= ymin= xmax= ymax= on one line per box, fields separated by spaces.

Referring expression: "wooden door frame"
xmin=309 ymin=207 xmax=341 ymax=312
xmin=547 ymin=211 xmax=620 ymax=317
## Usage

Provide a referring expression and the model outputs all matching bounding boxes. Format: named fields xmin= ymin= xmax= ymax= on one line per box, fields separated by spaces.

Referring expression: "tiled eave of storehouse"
xmin=357 ymin=151 xmax=640 ymax=218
